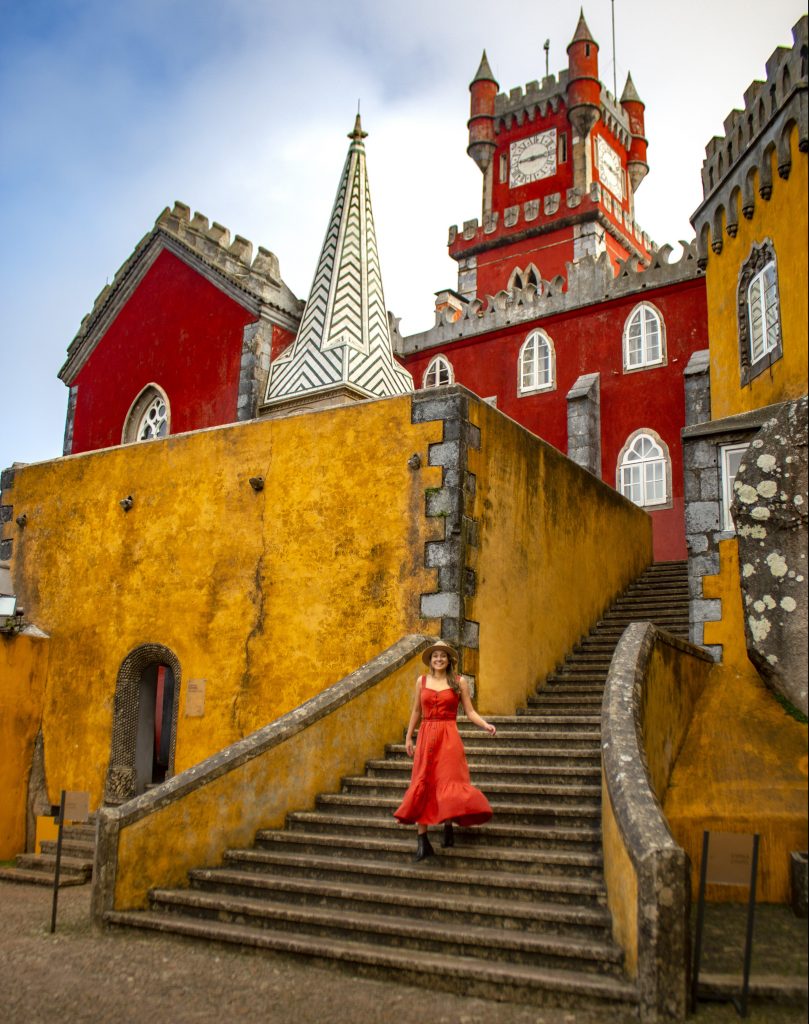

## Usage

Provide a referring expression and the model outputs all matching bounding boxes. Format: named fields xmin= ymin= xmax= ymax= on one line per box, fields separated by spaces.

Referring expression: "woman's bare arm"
xmin=405 ymin=677 xmax=422 ymax=757
xmin=458 ymin=677 xmax=496 ymax=736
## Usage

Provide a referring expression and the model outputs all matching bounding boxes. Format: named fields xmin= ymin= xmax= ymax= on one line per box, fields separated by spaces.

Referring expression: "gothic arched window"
xmin=423 ymin=355 xmax=454 ymax=389
xmin=518 ymin=330 xmax=555 ymax=395
xmin=617 ymin=430 xmax=671 ymax=508
xmin=738 ymin=240 xmax=782 ymax=385
xmin=623 ymin=302 xmax=665 ymax=370
xmin=122 ymin=384 xmax=170 ymax=444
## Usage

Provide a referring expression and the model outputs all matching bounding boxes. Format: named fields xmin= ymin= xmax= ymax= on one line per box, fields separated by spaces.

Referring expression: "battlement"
xmin=692 ymin=15 xmax=807 ymax=261
xmin=494 ymin=71 xmax=568 ymax=129
xmin=60 ymin=202 xmax=303 ymax=385
xmin=396 ymin=241 xmax=701 ymax=357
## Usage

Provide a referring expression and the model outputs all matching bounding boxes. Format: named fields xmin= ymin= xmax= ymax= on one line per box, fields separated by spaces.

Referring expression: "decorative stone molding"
xmin=692 ymin=16 xmax=807 ymax=264
xmin=412 ymin=387 xmax=480 ymax=678
xmin=566 ymin=373 xmax=601 ymax=477
xmin=683 ymin=350 xmax=711 ymax=427
xmin=396 ymin=242 xmax=701 ymax=358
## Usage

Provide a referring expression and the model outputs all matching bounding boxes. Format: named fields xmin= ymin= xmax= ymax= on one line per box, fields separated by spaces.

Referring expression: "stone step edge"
xmin=286 ymin=813 xmax=602 ymax=842
xmin=104 ymin=911 xmax=638 ymax=1003
xmin=342 ymin=777 xmax=602 ymax=795
xmin=0 ymin=867 xmax=88 ymax=887
xmin=148 ymin=888 xmax=623 ymax=964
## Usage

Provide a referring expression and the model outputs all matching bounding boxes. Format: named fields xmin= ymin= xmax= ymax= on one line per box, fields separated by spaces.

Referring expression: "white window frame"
xmin=623 ymin=302 xmax=666 ymax=372
xmin=616 ymin=429 xmax=671 ymax=508
xmin=746 ymin=261 xmax=779 ymax=365
xmin=720 ymin=442 xmax=749 ymax=533
xmin=122 ymin=383 xmax=171 ymax=444
xmin=423 ymin=355 xmax=454 ymax=389
xmin=518 ymin=330 xmax=555 ymax=396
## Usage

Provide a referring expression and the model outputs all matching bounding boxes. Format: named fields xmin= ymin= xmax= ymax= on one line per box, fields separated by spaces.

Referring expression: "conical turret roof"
xmin=569 ymin=9 xmax=597 ymax=47
xmin=472 ymin=50 xmax=498 ymax=86
xmin=265 ymin=116 xmax=413 ymax=408
xmin=620 ymin=72 xmax=643 ymax=105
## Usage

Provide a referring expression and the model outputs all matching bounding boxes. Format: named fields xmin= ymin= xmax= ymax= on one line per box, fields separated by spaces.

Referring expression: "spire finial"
xmin=349 ymin=111 xmax=368 ymax=143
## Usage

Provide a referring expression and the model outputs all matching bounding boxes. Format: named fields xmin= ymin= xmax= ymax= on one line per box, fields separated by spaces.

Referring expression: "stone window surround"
xmin=737 ymin=238 xmax=783 ymax=387
xmin=122 ymin=382 xmax=171 ymax=445
xmin=615 ymin=427 xmax=673 ymax=510
xmin=517 ymin=328 xmax=556 ymax=396
xmin=622 ymin=300 xmax=667 ymax=373
xmin=422 ymin=354 xmax=454 ymax=389
xmin=719 ymin=441 xmax=750 ymax=532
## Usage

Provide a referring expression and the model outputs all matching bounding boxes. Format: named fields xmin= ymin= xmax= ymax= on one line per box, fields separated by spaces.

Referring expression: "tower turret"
xmin=621 ymin=73 xmax=649 ymax=191
xmin=566 ymin=10 xmax=601 ymax=138
xmin=467 ymin=51 xmax=499 ymax=173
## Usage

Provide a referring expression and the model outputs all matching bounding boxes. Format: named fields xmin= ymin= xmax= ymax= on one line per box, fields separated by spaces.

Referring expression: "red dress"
xmin=393 ymin=676 xmax=493 ymax=827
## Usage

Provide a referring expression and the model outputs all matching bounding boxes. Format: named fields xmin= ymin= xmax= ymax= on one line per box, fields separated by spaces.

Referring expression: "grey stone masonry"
xmin=683 ymin=350 xmax=710 ymax=427
xmin=682 ymin=401 xmax=787 ymax=656
xmin=412 ymin=386 xmax=480 ymax=679
xmin=62 ymin=385 xmax=78 ymax=455
xmin=237 ymin=317 xmax=273 ymax=421
xmin=566 ymin=372 xmax=601 ymax=477
xmin=0 ymin=466 xmax=15 ymax=563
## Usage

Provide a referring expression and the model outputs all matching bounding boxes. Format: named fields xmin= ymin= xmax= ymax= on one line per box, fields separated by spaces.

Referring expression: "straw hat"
xmin=422 ymin=639 xmax=458 ymax=666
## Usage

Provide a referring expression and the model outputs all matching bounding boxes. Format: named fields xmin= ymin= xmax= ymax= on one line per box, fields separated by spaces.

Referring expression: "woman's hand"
xmin=406 ymin=736 xmax=416 ymax=757
xmin=483 ymin=721 xmax=497 ymax=737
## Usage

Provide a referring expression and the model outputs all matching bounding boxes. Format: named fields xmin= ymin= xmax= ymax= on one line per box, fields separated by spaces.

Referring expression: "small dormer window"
xmin=423 ymin=355 xmax=454 ymax=389
xmin=122 ymin=384 xmax=170 ymax=444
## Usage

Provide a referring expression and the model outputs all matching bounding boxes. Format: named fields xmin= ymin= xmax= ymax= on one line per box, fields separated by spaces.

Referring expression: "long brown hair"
xmin=428 ymin=651 xmax=460 ymax=694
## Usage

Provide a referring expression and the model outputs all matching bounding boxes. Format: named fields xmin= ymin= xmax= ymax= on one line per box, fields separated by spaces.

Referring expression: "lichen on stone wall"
xmin=732 ymin=395 xmax=808 ymax=714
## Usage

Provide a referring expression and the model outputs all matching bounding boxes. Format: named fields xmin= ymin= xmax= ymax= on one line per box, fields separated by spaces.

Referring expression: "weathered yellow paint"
xmin=34 ymin=814 xmax=59 ymax=855
xmin=112 ymin=651 xmax=422 ymax=910
xmin=704 ymin=132 xmax=808 ymax=420
xmin=3 ymin=398 xmax=441 ymax=812
xmin=602 ymin=779 xmax=638 ymax=978
xmin=0 ymin=631 xmax=49 ymax=857
xmin=467 ymin=398 xmax=653 ymax=714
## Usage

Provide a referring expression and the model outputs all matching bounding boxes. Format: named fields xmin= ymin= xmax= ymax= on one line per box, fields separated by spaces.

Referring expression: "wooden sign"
xmin=705 ymin=830 xmax=757 ymax=886
xmin=62 ymin=790 xmax=89 ymax=823
xmin=185 ymin=679 xmax=206 ymax=717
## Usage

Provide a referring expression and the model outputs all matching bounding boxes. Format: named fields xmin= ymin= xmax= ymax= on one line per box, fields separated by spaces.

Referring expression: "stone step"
xmin=15 ymin=853 xmax=93 ymax=876
xmin=389 ymin=748 xmax=602 ymax=769
xmin=146 ymin=888 xmax=625 ymax=974
xmin=455 ymin=719 xmax=601 ymax=736
xmin=341 ymin=776 xmax=601 ymax=805
xmin=105 ymin=910 xmax=638 ymax=1011
xmin=39 ymin=839 xmax=95 ymax=859
xmin=514 ymin=702 xmax=602 ymax=715
xmin=0 ymin=866 xmax=88 ymax=887
xmin=387 ymin=740 xmax=601 ymax=759
xmin=186 ymin=867 xmax=611 ymax=936
xmin=253 ymin=829 xmax=603 ymax=875
xmin=454 ymin=715 xmax=599 ymax=728
xmin=314 ymin=794 xmax=601 ymax=829
xmin=365 ymin=760 xmax=602 ymax=785
xmin=285 ymin=812 xmax=602 ymax=851
xmin=543 ymin=673 xmax=607 ymax=685
xmin=221 ymin=849 xmax=607 ymax=906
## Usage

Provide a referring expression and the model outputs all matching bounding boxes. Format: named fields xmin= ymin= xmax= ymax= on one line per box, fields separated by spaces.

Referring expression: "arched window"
xmin=518 ymin=330 xmax=555 ymax=395
xmin=738 ymin=240 xmax=782 ymax=385
xmin=423 ymin=355 xmax=454 ymax=389
xmin=623 ymin=303 xmax=665 ymax=370
xmin=617 ymin=430 xmax=671 ymax=508
xmin=122 ymin=384 xmax=170 ymax=444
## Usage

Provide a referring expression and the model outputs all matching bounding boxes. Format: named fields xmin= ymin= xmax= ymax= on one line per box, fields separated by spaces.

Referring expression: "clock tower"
xmin=450 ymin=11 xmax=652 ymax=301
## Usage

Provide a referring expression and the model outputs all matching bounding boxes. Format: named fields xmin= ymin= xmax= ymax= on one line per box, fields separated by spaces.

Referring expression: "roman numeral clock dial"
xmin=509 ymin=129 xmax=557 ymax=188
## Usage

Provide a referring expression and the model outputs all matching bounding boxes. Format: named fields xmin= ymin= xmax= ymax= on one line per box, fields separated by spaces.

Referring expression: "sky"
xmin=0 ymin=0 xmax=804 ymax=472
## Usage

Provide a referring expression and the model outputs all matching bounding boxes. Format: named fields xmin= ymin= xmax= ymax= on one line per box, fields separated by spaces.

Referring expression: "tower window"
xmin=499 ymin=152 xmax=508 ymax=184
xmin=122 ymin=384 xmax=171 ymax=444
xmin=423 ymin=355 xmax=454 ymax=389
xmin=617 ymin=430 xmax=671 ymax=508
xmin=558 ymin=133 xmax=568 ymax=164
xmin=720 ymin=442 xmax=749 ymax=532
xmin=518 ymin=330 xmax=555 ymax=395
xmin=737 ymin=240 xmax=782 ymax=385
xmin=623 ymin=303 xmax=666 ymax=371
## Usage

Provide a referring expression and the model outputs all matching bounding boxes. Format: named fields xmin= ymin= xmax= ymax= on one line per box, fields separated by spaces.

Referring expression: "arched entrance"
xmin=104 ymin=644 xmax=181 ymax=805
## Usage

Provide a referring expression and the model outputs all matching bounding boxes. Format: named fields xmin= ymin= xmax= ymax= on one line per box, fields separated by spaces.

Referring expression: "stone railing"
xmin=92 ymin=635 xmax=431 ymax=923
xmin=601 ymin=622 xmax=713 ymax=1022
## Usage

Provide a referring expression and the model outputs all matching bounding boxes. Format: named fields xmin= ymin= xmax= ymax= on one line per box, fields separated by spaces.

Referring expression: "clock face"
xmin=596 ymin=137 xmax=624 ymax=200
xmin=509 ymin=129 xmax=557 ymax=188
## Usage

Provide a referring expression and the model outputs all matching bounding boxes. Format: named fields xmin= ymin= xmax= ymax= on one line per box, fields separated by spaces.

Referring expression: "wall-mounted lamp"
xmin=15 ymin=514 xmax=27 ymax=527
xmin=119 ymin=495 xmax=134 ymax=512
xmin=249 ymin=477 xmax=265 ymax=492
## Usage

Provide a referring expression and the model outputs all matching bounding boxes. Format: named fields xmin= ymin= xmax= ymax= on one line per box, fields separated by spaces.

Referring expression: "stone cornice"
xmin=395 ymin=242 xmax=702 ymax=357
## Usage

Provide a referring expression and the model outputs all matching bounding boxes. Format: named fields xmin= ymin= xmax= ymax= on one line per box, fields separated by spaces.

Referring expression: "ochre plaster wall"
xmin=705 ymin=134 xmax=808 ymax=420
xmin=0 ymin=631 xmax=50 ymax=857
xmin=467 ymin=397 xmax=653 ymax=714
xmin=665 ymin=542 xmax=808 ymax=902
xmin=111 ymin=651 xmax=422 ymax=910
xmin=602 ymin=780 xmax=639 ymax=978
xmin=4 ymin=398 xmax=441 ymax=812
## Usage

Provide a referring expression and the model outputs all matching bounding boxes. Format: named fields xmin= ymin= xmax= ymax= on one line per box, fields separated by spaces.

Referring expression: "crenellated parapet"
xmin=493 ymin=74 xmax=567 ymax=131
xmin=59 ymin=201 xmax=303 ymax=385
xmin=396 ymin=241 xmax=702 ymax=357
xmin=691 ymin=15 xmax=807 ymax=265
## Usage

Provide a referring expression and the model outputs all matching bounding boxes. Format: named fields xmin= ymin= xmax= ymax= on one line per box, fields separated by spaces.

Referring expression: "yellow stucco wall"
xmin=2 ymin=398 xmax=441 ymax=813
xmin=0 ymin=630 xmax=50 ymax=857
xmin=467 ymin=398 xmax=654 ymax=714
xmin=704 ymin=132 xmax=808 ymax=420
xmin=111 ymin=650 xmax=423 ymax=910
xmin=665 ymin=541 xmax=808 ymax=902
xmin=602 ymin=780 xmax=639 ymax=978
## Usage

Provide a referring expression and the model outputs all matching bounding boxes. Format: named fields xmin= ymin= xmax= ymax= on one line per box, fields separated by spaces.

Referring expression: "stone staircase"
xmin=105 ymin=560 xmax=689 ymax=1014
xmin=0 ymin=820 xmax=96 ymax=887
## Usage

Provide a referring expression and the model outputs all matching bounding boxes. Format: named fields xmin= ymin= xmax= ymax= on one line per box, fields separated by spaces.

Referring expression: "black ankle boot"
xmin=414 ymin=833 xmax=435 ymax=862
xmin=441 ymin=822 xmax=455 ymax=848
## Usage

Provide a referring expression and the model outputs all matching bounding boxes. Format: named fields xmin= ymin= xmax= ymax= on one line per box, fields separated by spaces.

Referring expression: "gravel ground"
xmin=0 ymin=882 xmax=805 ymax=1024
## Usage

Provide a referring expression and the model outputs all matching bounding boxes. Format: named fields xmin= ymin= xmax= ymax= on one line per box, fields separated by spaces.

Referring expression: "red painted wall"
xmin=402 ymin=276 xmax=708 ymax=561
xmin=70 ymin=249 xmax=257 ymax=454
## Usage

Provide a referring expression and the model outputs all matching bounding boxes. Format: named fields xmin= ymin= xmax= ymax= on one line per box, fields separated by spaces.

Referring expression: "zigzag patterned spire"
xmin=265 ymin=115 xmax=413 ymax=408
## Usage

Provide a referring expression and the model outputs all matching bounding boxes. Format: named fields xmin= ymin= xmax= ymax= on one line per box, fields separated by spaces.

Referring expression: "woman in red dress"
xmin=393 ymin=639 xmax=497 ymax=861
